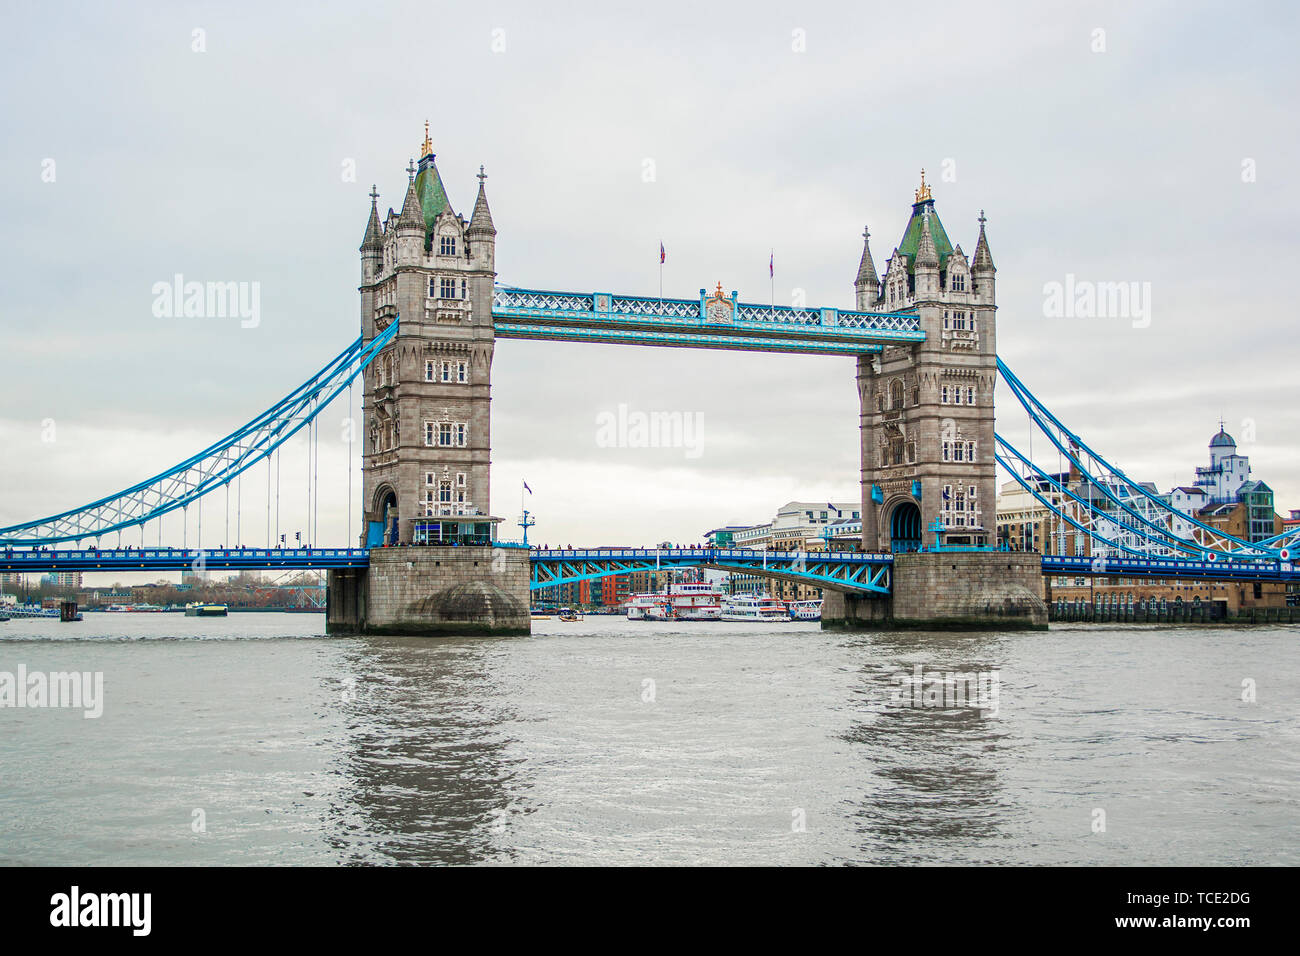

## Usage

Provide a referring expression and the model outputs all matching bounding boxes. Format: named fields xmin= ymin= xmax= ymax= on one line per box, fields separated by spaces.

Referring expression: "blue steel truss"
xmin=493 ymin=287 xmax=924 ymax=355
xmin=528 ymin=547 xmax=893 ymax=595
xmin=0 ymin=321 xmax=399 ymax=546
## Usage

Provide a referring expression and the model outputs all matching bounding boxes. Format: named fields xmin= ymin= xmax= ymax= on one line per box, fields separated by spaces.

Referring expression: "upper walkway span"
xmin=492 ymin=285 xmax=925 ymax=355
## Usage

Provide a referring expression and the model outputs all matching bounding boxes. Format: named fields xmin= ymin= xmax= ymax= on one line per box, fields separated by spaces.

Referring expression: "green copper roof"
xmin=895 ymin=199 xmax=954 ymax=273
xmin=414 ymin=157 xmax=452 ymax=236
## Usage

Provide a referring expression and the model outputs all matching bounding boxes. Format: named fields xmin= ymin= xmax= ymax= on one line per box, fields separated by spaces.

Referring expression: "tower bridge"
xmin=2 ymin=135 xmax=1297 ymax=634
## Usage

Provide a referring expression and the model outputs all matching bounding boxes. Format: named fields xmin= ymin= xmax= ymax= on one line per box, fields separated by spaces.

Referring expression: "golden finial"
xmin=713 ymin=281 xmax=725 ymax=298
xmin=421 ymin=120 xmax=433 ymax=159
xmin=915 ymin=168 xmax=932 ymax=203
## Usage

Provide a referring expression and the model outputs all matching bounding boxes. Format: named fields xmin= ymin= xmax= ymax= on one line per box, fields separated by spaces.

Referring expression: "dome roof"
xmin=1210 ymin=427 xmax=1236 ymax=448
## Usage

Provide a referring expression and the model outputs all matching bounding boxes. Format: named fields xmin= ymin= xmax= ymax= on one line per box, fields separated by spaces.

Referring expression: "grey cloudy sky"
xmin=1 ymin=0 xmax=1297 ymax=554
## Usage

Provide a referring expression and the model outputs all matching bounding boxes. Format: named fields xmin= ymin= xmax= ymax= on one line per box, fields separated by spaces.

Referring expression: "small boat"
xmin=787 ymin=599 xmax=823 ymax=622
xmin=626 ymin=593 xmax=673 ymax=621
xmin=557 ymin=607 xmax=584 ymax=622
xmin=720 ymin=593 xmax=789 ymax=622
xmin=184 ymin=602 xmax=229 ymax=617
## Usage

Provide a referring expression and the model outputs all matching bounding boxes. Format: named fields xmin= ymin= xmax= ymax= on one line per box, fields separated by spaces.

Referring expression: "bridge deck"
xmin=1042 ymin=554 xmax=1296 ymax=582
xmin=0 ymin=547 xmax=370 ymax=573
xmin=2 ymin=548 xmax=1291 ymax=584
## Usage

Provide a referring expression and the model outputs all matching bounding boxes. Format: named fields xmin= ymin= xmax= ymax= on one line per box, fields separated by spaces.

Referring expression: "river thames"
xmin=1 ymin=613 xmax=1296 ymax=866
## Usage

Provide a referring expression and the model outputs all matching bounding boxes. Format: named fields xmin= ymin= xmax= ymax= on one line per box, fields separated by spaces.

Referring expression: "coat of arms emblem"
xmin=704 ymin=282 xmax=733 ymax=323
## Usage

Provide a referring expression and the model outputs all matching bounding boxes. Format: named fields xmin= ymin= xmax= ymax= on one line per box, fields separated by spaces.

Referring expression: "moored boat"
xmin=720 ymin=593 xmax=789 ymax=622
xmin=626 ymin=593 xmax=672 ymax=620
xmin=787 ymin=599 xmax=823 ymax=622
xmin=626 ymin=582 xmax=723 ymax=621
xmin=184 ymin=602 xmax=228 ymax=617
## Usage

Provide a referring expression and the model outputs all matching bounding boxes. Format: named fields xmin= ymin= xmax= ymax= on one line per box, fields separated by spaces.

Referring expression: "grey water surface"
xmin=1 ymin=613 xmax=1295 ymax=865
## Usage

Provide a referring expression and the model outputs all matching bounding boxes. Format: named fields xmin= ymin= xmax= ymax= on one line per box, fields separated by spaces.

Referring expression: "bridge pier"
xmin=823 ymin=552 xmax=1047 ymax=630
xmin=326 ymin=546 xmax=530 ymax=637
xmin=821 ymin=590 xmax=892 ymax=627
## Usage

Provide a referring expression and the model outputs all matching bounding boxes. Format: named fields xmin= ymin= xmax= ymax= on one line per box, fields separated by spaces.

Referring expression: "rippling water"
xmin=1 ymin=612 xmax=1296 ymax=865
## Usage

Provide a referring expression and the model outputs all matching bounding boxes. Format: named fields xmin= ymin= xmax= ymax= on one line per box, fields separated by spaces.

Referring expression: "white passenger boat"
xmin=786 ymin=599 xmax=823 ymax=622
xmin=626 ymin=582 xmax=723 ymax=621
xmin=626 ymin=593 xmax=671 ymax=621
xmin=662 ymin=582 xmax=723 ymax=620
xmin=720 ymin=594 xmax=789 ymax=622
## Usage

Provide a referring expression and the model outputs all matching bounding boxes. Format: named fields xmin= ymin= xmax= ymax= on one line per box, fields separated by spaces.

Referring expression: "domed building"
xmin=1195 ymin=426 xmax=1251 ymax=505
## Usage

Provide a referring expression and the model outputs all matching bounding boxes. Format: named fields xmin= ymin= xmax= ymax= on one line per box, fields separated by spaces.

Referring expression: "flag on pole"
xmin=769 ymin=251 xmax=774 ymax=277
xmin=660 ymin=241 xmax=666 ymax=264
xmin=523 ymin=481 xmax=533 ymax=494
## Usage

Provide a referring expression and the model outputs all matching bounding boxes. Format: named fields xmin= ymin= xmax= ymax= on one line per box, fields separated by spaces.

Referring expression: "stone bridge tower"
xmin=823 ymin=172 xmax=1045 ymax=630
xmin=329 ymin=128 xmax=530 ymax=637
xmin=853 ymin=172 xmax=998 ymax=552
xmin=358 ymin=125 xmax=499 ymax=547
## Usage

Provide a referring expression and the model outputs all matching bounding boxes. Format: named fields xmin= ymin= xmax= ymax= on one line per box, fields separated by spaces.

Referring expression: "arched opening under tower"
xmin=889 ymin=500 xmax=922 ymax=553
xmin=370 ymin=488 xmax=398 ymax=547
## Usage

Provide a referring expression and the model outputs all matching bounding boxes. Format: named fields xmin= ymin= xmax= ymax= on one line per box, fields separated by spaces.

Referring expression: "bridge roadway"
xmin=0 ymin=547 xmax=370 ymax=573
xmin=1 ymin=547 xmax=1294 ymax=588
xmin=0 ymin=545 xmax=893 ymax=594
xmin=1041 ymin=553 xmax=1297 ymax=582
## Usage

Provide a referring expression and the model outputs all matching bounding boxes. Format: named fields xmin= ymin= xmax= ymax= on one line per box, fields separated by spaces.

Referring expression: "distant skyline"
xmin=2 ymin=0 xmax=1297 ymax=562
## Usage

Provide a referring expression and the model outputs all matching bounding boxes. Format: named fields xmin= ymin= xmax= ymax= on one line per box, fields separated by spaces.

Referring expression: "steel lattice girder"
xmin=528 ymin=548 xmax=893 ymax=595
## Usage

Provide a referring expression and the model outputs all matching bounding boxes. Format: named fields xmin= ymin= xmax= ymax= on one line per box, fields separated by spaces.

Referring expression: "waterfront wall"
xmin=1050 ymin=599 xmax=1300 ymax=625
xmin=327 ymin=546 xmax=531 ymax=636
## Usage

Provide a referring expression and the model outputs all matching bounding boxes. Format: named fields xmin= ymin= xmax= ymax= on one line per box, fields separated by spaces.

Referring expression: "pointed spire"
xmin=854 ymin=225 xmax=878 ymax=288
xmin=397 ymin=170 xmax=424 ymax=232
xmin=468 ymin=165 xmax=496 ymax=236
xmin=915 ymin=210 xmax=939 ymax=269
xmin=972 ymin=209 xmax=995 ymax=273
xmin=360 ymin=184 xmax=382 ymax=250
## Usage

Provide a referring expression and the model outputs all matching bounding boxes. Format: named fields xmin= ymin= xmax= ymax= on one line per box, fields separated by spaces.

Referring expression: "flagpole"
xmin=770 ymin=248 xmax=774 ymax=318
xmin=659 ymin=239 xmax=663 ymax=305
